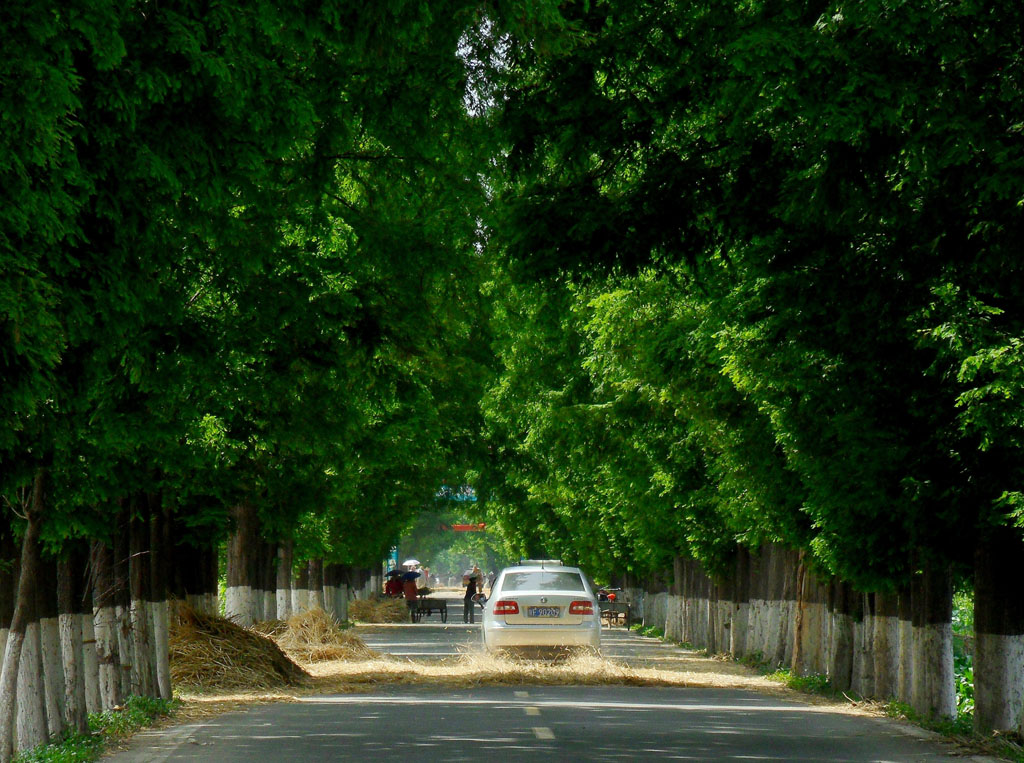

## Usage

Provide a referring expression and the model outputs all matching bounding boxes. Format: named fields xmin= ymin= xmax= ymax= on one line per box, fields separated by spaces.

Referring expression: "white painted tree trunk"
xmin=912 ymin=622 xmax=955 ymax=719
xmin=15 ymin=623 xmax=47 ymax=753
xmin=748 ymin=598 xmax=765 ymax=659
xmin=664 ymin=595 xmax=681 ymax=642
xmin=765 ymin=600 xmax=785 ymax=668
xmin=308 ymin=562 xmax=324 ymax=612
xmin=716 ymin=600 xmax=732 ymax=654
xmin=93 ymin=604 xmax=121 ymax=712
xmin=704 ymin=596 xmax=716 ymax=652
xmin=872 ymin=606 xmax=899 ymax=699
xmin=974 ymin=634 xmax=1024 ymax=732
xmin=151 ymin=600 xmax=172 ymax=701
xmin=645 ymin=592 xmax=667 ymax=631
xmin=796 ymin=599 xmax=827 ymax=676
xmin=39 ymin=615 xmax=65 ymax=740
xmin=81 ymin=615 xmax=101 ymax=715
xmin=58 ymin=549 xmax=90 ymax=733
xmin=973 ymin=529 xmax=1024 ymax=734
xmin=335 ymin=584 xmax=349 ymax=622
xmin=225 ymin=586 xmax=256 ymax=626
xmin=851 ymin=602 xmax=874 ymax=697
xmin=0 ymin=630 xmax=23 ymax=763
xmin=115 ymin=601 xmax=134 ymax=701
xmin=779 ymin=600 xmax=795 ymax=668
xmin=309 ymin=589 xmax=323 ymax=610
xmin=897 ymin=612 xmax=913 ymax=703
xmin=323 ymin=583 xmax=337 ymax=619
xmin=292 ymin=586 xmax=309 ymax=615
xmin=730 ymin=601 xmax=749 ymax=658
xmin=134 ymin=599 xmax=157 ymax=699
xmin=276 ymin=545 xmax=293 ymax=621
xmin=58 ymin=610 xmax=87 ymax=733
xmin=276 ymin=588 xmax=292 ymax=621
xmin=829 ymin=610 xmax=854 ymax=690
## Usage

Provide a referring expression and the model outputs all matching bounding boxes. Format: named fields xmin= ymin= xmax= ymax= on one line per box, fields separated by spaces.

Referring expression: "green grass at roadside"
xmin=627 ymin=623 xmax=695 ymax=650
xmin=629 ymin=623 xmax=664 ymax=639
xmin=14 ymin=696 xmax=179 ymax=763
xmin=764 ymin=668 xmax=835 ymax=696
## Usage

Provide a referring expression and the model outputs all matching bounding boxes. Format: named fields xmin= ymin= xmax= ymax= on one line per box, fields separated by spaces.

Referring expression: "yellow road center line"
xmin=533 ymin=727 xmax=555 ymax=740
xmin=514 ymin=691 xmax=529 ymax=698
xmin=525 ymin=706 xmax=540 ymax=716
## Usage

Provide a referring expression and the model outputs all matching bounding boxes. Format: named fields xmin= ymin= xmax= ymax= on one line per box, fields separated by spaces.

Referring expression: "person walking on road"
xmin=463 ymin=564 xmax=481 ymax=623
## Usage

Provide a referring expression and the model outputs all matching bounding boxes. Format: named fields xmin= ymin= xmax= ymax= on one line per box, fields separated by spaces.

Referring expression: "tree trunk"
xmin=747 ymin=548 xmax=766 ymax=662
xmin=973 ymin=526 xmax=1024 ymax=734
xmin=705 ymin=578 xmax=717 ymax=653
xmin=16 ymin=616 xmax=48 ymax=753
xmin=760 ymin=544 xmax=779 ymax=664
xmin=226 ymin=502 xmax=259 ymax=626
xmin=261 ymin=540 xmax=276 ymax=622
xmin=36 ymin=554 xmax=66 ymax=741
xmin=852 ymin=593 xmax=875 ymax=697
xmin=58 ymin=546 xmax=89 ymax=733
xmin=335 ymin=578 xmax=349 ymax=622
xmin=149 ymin=496 xmax=172 ymax=701
xmin=323 ymin=563 xmax=337 ymax=620
xmin=829 ymin=580 xmax=854 ymax=692
xmin=206 ymin=545 xmax=220 ymax=615
xmin=0 ymin=522 xmax=16 ymax=697
xmin=90 ymin=540 xmax=122 ymax=712
xmin=129 ymin=500 xmax=155 ymax=698
xmin=911 ymin=562 xmax=955 ymax=720
xmin=730 ymin=546 xmax=750 ymax=659
xmin=896 ymin=584 xmax=913 ymax=704
xmin=791 ymin=554 xmax=807 ymax=675
xmin=113 ymin=505 xmax=133 ymax=699
xmin=769 ymin=546 xmax=795 ymax=669
xmin=292 ymin=563 xmax=310 ymax=614
xmin=308 ymin=559 xmax=324 ymax=610
xmin=873 ymin=592 xmax=899 ymax=699
xmin=0 ymin=472 xmax=44 ymax=763
xmin=81 ymin=599 xmax=100 ymax=717
xmin=276 ymin=542 xmax=293 ymax=620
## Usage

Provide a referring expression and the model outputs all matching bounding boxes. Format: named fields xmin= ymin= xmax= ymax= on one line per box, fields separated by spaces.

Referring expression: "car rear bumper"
xmin=483 ymin=619 xmax=601 ymax=649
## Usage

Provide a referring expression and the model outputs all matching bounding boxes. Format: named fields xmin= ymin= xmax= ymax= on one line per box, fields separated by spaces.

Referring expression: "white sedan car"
xmin=479 ymin=561 xmax=601 ymax=655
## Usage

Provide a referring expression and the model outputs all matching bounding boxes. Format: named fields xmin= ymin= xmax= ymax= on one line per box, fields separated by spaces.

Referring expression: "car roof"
xmin=500 ymin=564 xmax=583 ymax=574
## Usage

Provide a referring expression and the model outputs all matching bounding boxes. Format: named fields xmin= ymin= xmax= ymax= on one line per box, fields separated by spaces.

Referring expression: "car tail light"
xmin=494 ymin=600 xmax=519 ymax=615
xmin=569 ymin=600 xmax=594 ymax=615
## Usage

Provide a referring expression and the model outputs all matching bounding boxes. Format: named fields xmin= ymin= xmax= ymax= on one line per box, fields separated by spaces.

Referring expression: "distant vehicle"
xmin=478 ymin=560 xmax=601 ymax=655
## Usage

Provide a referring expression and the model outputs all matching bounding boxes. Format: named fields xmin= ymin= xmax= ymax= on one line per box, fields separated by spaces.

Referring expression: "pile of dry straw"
xmin=274 ymin=608 xmax=376 ymax=662
xmin=169 ymin=601 xmax=308 ymax=691
xmin=169 ymin=603 xmax=375 ymax=691
xmin=347 ymin=596 xmax=408 ymax=623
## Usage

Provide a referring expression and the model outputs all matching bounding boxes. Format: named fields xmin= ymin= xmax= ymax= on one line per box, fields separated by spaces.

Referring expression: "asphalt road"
xmin=355 ymin=621 xmax=699 ymax=666
xmin=107 ymin=600 xmax=977 ymax=762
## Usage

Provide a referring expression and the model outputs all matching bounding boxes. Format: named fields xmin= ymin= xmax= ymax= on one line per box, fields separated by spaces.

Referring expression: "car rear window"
xmin=499 ymin=571 xmax=586 ymax=592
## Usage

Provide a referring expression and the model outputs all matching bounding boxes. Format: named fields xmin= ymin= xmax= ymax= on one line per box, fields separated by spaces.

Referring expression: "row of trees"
xmin=3 ymin=0 xmax=1023 ymax=754
xmin=1 ymin=1 xmax=502 ymax=758
xmin=477 ymin=0 xmax=1024 ymax=737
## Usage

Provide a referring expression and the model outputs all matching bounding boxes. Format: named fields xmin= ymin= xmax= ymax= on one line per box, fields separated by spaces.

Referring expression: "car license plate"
xmin=527 ymin=606 xmax=560 ymax=618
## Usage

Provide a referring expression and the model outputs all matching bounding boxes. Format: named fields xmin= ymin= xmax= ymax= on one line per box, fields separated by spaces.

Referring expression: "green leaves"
xmin=481 ymin=0 xmax=1024 ymax=589
xmin=1 ymin=0 xmax=495 ymax=567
